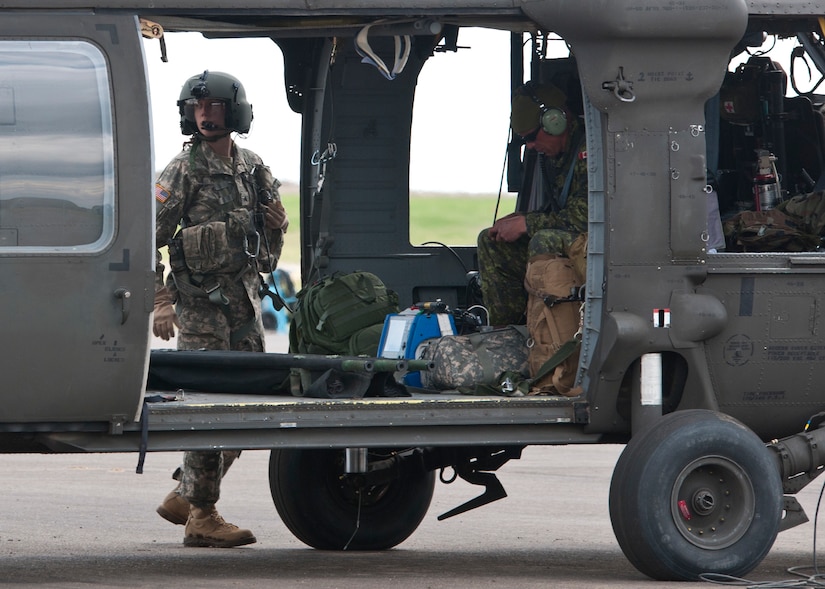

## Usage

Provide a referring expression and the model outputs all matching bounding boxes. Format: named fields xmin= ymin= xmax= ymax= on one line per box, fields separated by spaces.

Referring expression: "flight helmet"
xmin=178 ymin=70 xmax=253 ymax=135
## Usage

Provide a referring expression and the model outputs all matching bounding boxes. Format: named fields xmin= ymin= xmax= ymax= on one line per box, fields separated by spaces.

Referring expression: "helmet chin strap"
xmin=197 ymin=121 xmax=232 ymax=141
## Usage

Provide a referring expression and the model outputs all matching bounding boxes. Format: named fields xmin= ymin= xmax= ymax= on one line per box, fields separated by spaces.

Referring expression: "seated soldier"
xmin=477 ymin=81 xmax=588 ymax=326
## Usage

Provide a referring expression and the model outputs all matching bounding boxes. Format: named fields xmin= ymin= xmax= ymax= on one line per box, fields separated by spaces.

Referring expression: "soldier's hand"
xmin=488 ymin=214 xmax=527 ymax=242
xmin=153 ymin=302 xmax=180 ymax=341
xmin=264 ymin=200 xmax=289 ymax=232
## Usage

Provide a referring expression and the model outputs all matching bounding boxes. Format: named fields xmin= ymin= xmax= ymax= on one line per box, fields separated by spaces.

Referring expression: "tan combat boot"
xmin=184 ymin=505 xmax=257 ymax=548
xmin=156 ymin=486 xmax=190 ymax=525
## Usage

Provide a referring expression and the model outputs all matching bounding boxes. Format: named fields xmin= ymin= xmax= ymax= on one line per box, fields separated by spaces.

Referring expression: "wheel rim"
xmin=670 ymin=455 xmax=755 ymax=550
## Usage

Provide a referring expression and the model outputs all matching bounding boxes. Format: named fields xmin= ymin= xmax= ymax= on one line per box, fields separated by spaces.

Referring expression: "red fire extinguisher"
xmin=753 ymin=150 xmax=781 ymax=211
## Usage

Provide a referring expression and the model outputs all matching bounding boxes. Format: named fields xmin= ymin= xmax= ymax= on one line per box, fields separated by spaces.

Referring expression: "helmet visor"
xmin=181 ymin=98 xmax=227 ymax=126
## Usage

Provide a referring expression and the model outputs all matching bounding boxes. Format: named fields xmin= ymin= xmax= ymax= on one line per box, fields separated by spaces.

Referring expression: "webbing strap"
xmin=136 ymin=402 xmax=149 ymax=474
xmin=229 ymin=318 xmax=257 ymax=347
xmin=558 ymin=135 xmax=585 ymax=209
xmin=135 ymin=394 xmax=177 ymax=474
xmin=354 ymin=24 xmax=411 ymax=81
xmin=531 ymin=338 xmax=579 ymax=384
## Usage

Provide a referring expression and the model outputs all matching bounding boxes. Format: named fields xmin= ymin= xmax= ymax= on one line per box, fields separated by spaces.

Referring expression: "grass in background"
xmin=408 ymin=193 xmax=516 ymax=247
xmin=278 ymin=191 xmax=516 ymax=268
xmin=278 ymin=192 xmax=300 ymax=269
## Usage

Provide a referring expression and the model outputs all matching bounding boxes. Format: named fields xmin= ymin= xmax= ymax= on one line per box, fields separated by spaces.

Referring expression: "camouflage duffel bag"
xmin=419 ymin=326 xmax=530 ymax=391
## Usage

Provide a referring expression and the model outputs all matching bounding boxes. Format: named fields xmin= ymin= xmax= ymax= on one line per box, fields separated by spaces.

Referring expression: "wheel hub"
xmin=670 ymin=455 xmax=755 ymax=550
xmin=692 ymin=488 xmax=716 ymax=516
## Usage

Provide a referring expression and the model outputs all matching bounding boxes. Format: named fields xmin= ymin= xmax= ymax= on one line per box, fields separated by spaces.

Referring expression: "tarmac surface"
xmin=2 ymin=446 xmax=825 ymax=588
xmin=1 ymin=332 xmax=824 ymax=588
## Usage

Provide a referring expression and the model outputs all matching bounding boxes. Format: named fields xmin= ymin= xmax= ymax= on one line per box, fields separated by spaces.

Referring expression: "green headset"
xmin=523 ymin=83 xmax=569 ymax=136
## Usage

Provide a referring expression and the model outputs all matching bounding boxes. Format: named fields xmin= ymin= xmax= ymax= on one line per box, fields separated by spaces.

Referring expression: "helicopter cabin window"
xmin=408 ymin=28 xmax=513 ymax=246
xmin=711 ymin=37 xmax=825 ymax=255
xmin=0 ymin=41 xmax=114 ymax=252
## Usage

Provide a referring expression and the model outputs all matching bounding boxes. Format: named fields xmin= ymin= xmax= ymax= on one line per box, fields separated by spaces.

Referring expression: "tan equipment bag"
xmin=523 ymin=254 xmax=582 ymax=396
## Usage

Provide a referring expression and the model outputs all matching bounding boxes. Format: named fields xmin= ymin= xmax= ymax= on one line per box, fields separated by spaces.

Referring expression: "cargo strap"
xmin=522 ymin=298 xmax=585 ymax=394
xmin=558 ymin=135 xmax=584 ymax=209
xmin=135 ymin=393 xmax=177 ymax=474
xmin=468 ymin=301 xmax=584 ymax=397
xmin=354 ymin=23 xmax=411 ymax=81
xmin=530 ymin=336 xmax=580 ymax=384
xmin=228 ymin=317 xmax=257 ymax=348
xmin=171 ymin=267 xmax=236 ymax=306
xmin=485 ymin=337 xmax=580 ymax=398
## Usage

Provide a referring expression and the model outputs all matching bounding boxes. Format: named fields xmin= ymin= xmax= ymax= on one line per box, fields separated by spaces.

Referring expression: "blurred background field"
xmin=277 ymin=189 xmax=516 ymax=273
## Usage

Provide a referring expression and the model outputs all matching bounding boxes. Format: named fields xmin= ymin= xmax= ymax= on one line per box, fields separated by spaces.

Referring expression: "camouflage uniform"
xmin=155 ymin=138 xmax=284 ymax=507
xmin=478 ymin=123 xmax=588 ymax=326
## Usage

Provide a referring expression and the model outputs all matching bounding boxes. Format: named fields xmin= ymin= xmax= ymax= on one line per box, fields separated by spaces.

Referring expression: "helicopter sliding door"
xmin=0 ymin=14 xmax=153 ymax=426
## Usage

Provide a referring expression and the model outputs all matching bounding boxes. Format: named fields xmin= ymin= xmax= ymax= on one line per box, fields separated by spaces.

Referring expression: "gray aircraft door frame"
xmin=0 ymin=14 xmax=153 ymax=428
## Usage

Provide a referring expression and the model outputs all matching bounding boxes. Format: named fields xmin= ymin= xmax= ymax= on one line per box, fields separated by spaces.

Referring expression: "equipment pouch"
xmin=225 ymin=208 xmax=256 ymax=241
xmin=179 ymin=221 xmax=239 ymax=275
xmin=180 ymin=209 xmax=255 ymax=275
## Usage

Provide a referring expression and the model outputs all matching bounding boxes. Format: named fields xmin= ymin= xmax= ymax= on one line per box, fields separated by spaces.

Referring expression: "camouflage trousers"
xmin=174 ymin=272 xmax=266 ymax=507
xmin=175 ymin=271 xmax=265 ymax=352
xmin=477 ymin=227 xmax=578 ymax=326
xmin=178 ymin=450 xmax=241 ymax=508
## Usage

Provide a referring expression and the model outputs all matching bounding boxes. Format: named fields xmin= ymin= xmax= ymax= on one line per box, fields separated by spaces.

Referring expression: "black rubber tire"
xmin=608 ymin=409 xmax=783 ymax=581
xmin=269 ymin=448 xmax=435 ymax=550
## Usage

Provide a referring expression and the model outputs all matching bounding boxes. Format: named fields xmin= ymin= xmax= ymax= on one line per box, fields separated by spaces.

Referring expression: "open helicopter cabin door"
xmin=0 ymin=14 xmax=153 ymax=427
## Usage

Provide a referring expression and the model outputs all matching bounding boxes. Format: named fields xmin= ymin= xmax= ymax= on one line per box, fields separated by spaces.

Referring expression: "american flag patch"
xmin=155 ymin=183 xmax=170 ymax=204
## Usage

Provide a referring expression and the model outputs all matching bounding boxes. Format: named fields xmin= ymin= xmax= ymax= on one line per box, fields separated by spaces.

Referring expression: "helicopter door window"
xmin=0 ymin=40 xmax=114 ymax=252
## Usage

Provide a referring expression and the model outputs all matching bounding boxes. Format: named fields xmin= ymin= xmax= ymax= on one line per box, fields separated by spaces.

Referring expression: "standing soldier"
xmin=152 ymin=70 xmax=289 ymax=547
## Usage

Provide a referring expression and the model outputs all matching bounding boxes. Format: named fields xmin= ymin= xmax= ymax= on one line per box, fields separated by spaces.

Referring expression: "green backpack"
xmin=288 ymin=271 xmax=399 ymax=356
